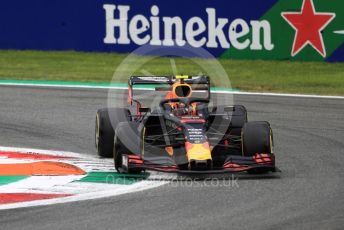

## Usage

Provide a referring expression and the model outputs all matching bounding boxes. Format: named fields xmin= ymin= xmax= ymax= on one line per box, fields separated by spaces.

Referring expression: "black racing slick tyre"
xmin=229 ymin=105 xmax=247 ymax=136
xmin=113 ymin=122 xmax=142 ymax=174
xmin=95 ymin=108 xmax=131 ymax=158
xmin=213 ymin=105 xmax=247 ymax=135
xmin=213 ymin=105 xmax=247 ymax=125
xmin=241 ymin=121 xmax=273 ymax=156
xmin=229 ymin=105 xmax=247 ymax=128
xmin=113 ymin=139 xmax=143 ymax=175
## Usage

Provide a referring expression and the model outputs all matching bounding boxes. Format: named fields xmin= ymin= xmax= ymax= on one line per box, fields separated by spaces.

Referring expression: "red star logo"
xmin=281 ymin=0 xmax=335 ymax=57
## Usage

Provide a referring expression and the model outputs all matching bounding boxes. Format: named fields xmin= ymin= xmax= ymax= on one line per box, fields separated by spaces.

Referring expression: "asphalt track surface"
xmin=0 ymin=85 xmax=343 ymax=230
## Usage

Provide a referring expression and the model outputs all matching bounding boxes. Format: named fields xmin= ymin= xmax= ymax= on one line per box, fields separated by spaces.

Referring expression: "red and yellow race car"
xmin=95 ymin=75 xmax=277 ymax=174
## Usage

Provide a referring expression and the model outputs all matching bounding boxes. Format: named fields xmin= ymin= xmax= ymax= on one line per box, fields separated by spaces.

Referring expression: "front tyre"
xmin=242 ymin=121 xmax=274 ymax=174
xmin=241 ymin=121 xmax=273 ymax=156
xmin=95 ymin=108 xmax=130 ymax=158
xmin=113 ymin=122 xmax=142 ymax=174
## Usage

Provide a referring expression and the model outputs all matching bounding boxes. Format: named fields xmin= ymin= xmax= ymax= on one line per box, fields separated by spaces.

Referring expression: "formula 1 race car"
xmin=95 ymin=75 xmax=277 ymax=174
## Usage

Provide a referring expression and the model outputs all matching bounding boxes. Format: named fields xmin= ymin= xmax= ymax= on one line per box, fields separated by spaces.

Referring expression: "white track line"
xmin=230 ymin=91 xmax=344 ymax=99
xmin=0 ymin=82 xmax=343 ymax=99
xmin=0 ymin=146 xmax=87 ymax=158
xmin=0 ymin=146 xmax=168 ymax=210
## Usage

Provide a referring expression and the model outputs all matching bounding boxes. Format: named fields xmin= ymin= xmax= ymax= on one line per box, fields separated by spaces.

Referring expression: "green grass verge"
xmin=0 ymin=50 xmax=343 ymax=95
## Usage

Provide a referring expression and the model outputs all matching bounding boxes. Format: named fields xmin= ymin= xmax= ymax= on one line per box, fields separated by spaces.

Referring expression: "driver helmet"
xmin=164 ymin=82 xmax=193 ymax=115
xmin=165 ymin=82 xmax=192 ymax=109
xmin=165 ymin=82 xmax=192 ymax=100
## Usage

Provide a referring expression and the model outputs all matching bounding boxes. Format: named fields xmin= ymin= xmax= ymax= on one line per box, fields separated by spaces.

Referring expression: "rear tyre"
xmin=95 ymin=108 xmax=131 ymax=158
xmin=230 ymin=105 xmax=247 ymax=136
xmin=213 ymin=105 xmax=247 ymax=135
xmin=211 ymin=105 xmax=248 ymax=158
xmin=241 ymin=121 xmax=273 ymax=156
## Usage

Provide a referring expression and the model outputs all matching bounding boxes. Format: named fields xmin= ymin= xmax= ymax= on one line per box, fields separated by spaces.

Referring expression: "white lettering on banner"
xmin=103 ymin=5 xmax=130 ymax=44
xmin=103 ymin=4 xmax=274 ymax=51
xmin=206 ymin=8 xmax=230 ymax=48
xmin=229 ymin=19 xmax=250 ymax=50
xmin=162 ymin=17 xmax=186 ymax=46
xmin=150 ymin=5 xmax=162 ymax=46
xmin=129 ymin=15 xmax=150 ymax=45
xmin=185 ymin=17 xmax=207 ymax=48
xmin=250 ymin=20 xmax=274 ymax=50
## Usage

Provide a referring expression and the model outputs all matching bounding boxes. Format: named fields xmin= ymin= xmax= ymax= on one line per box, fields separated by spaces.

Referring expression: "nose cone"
xmin=185 ymin=142 xmax=212 ymax=162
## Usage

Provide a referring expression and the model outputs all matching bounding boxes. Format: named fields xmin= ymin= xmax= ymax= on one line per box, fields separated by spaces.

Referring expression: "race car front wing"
xmin=122 ymin=153 xmax=278 ymax=174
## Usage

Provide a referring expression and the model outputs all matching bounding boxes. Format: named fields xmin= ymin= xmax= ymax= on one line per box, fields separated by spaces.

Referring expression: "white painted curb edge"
xmin=0 ymin=146 xmax=168 ymax=210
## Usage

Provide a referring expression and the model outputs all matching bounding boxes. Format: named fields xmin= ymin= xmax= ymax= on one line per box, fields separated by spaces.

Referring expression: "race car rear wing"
xmin=128 ymin=75 xmax=210 ymax=105
xmin=128 ymin=75 xmax=210 ymax=86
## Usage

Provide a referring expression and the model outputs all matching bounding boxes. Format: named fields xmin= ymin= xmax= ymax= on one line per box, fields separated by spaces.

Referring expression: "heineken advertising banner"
xmin=0 ymin=0 xmax=343 ymax=61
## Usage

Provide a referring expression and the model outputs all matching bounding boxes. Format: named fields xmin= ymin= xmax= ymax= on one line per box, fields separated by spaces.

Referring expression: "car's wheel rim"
xmin=269 ymin=130 xmax=273 ymax=153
